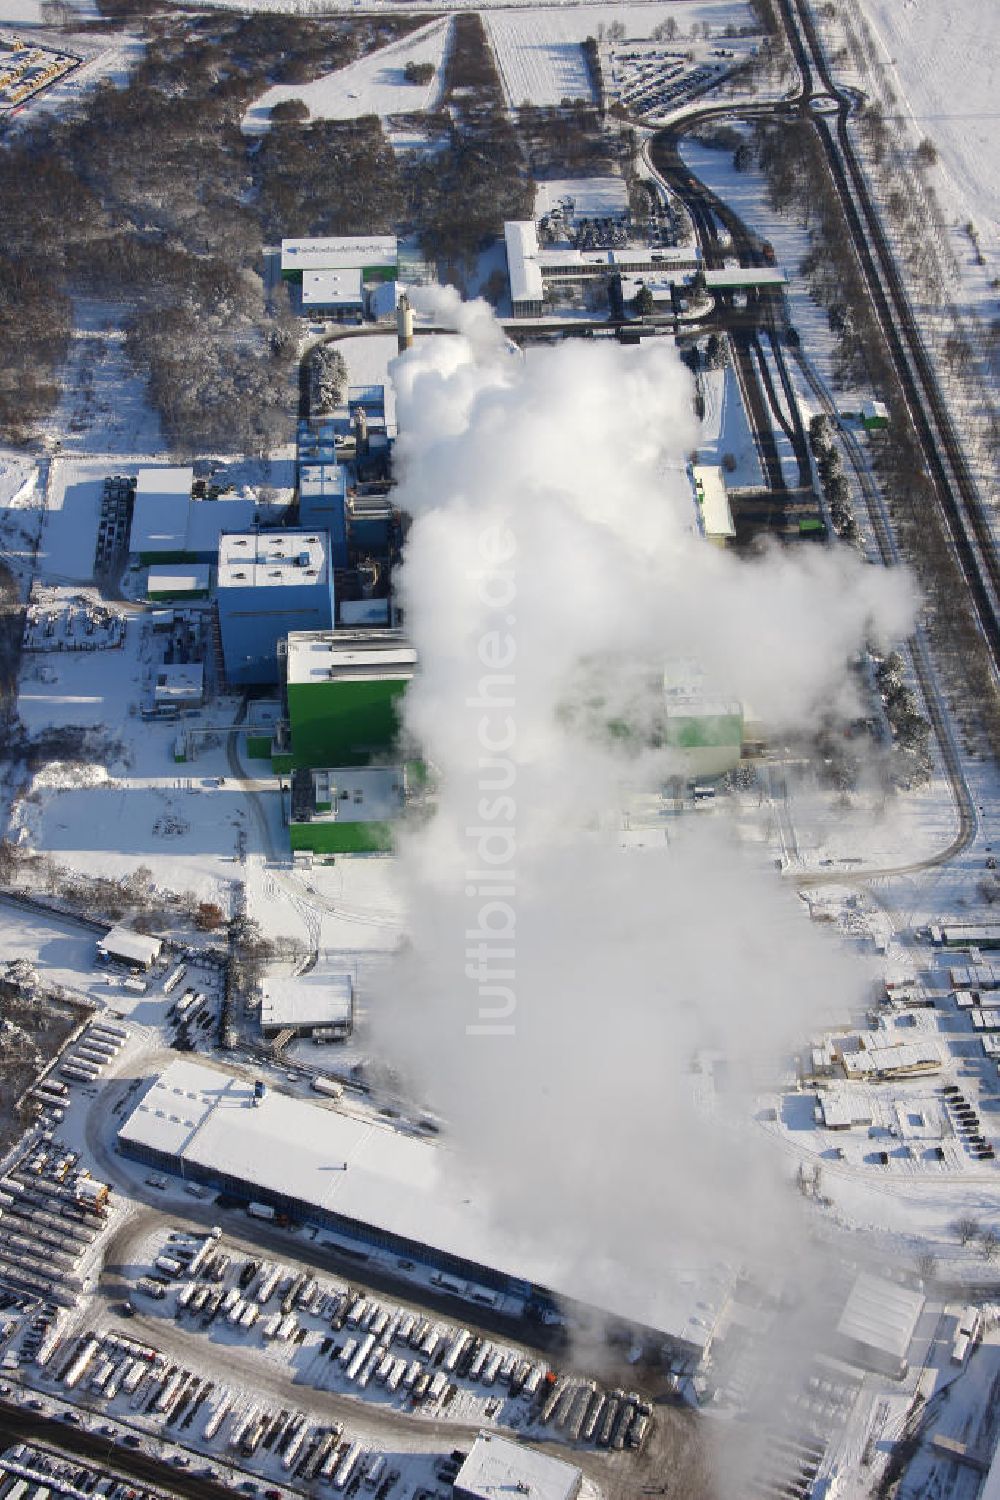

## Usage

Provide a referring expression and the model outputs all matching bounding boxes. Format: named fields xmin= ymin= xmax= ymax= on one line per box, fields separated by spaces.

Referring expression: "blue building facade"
xmin=299 ymin=462 xmax=348 ymax=569
xmin=217 ymin=530 xmax=334 ymax=687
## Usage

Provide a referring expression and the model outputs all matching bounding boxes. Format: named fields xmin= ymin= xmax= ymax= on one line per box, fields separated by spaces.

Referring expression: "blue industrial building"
xmin=217 ymin=530 xmax=334 ymax=686
xmin=299 ymin=461 xmax=348 ymax=569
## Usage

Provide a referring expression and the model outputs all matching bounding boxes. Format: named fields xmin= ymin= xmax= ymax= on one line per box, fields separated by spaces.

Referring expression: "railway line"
xmin=776 ymin=0 xmax=1000 ymax=680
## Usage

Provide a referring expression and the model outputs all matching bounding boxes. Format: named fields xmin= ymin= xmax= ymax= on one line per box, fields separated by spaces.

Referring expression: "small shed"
xmin=97 ymin=927 xmax=162 ymax=970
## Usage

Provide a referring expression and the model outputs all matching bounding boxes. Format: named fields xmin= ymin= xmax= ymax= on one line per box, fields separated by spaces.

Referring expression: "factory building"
xmin=661 ymin=666 xmax=743 ymax=780
xmin=129 ymin=465 xmax=255 ymax=566
xmin=280 ymin=237 xmax=399 ymax=286
xmin=454 ymin=1434 xmax=582 ymax=1500
xmin=504 ymin=220 xmax=700 ymax=318
xmin=298 ymin=462 xmax=348 ymax=569
xmin=217 ymin=531 xmax=334 ymax=687
xmin=260 ymin=968 xmax=353 ymax=1041
xmin=284 ymin=630 xmax=416 ymax=769
xmin=287 ymin=765 xmax=406 ymax=854
xmin=97 ymin=927 xmax=162 ymax=970
xmin=690 ymin=465 xmax=735 ymax=547
xmin=300 ymin=268 xmax=365 ymax=318
xmin=117 ymin=1060 xmax=732 ymax=1366
xmin=835 ymin=1273 xmax=924 ymax=1379
xmin=153 ymin=662 xmax=204 ymax=710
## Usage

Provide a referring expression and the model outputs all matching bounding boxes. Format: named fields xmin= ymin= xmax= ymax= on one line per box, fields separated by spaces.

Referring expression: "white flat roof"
xmin=98 ymin=927 xmax=162 ymax=966
xmin=281 ymin=237 xmax=398 ymax=273
xmin=703 ymin=267 xmax=788 ymax=288
xmin=299 ymin=463 xmax=347 ymax=499
xmin=261 ymin=969 xmax=353 ymax=1031
xmin=455 ymin=1433 xmax=581 ymax=1500
xmin=218 ymin=531 xmax=329 ymax=591
xmin=130 ymin=491 xmax=188 ymax=555
xmin=147 ymin=565 xmax=210 ymax=594
xmin=135 ymin=466 xmax=193 ymax=504
xmin=286 ymin=630 xmax=416 ymax=686
xmin=305 ymin=766 xmax=405 ymax=824
xmin=692 ymin=464 xmax=735 ymax=539
xmin=535 ymin=175 xmax=629 ymax=221
xmin=154 ymin=662 xmax=204 ymax=700
xmin=841 ymin=1040 xmax=941 ymax=1077
xmin=504 ymin=221 xmax=544 ymax=305
xmin=302 ymin=268 xmax=364 ymax=307
xmin=118 ymin=1060 xmax=731 ymax=1347
xmin=836 ymin=1273 xmax=924 ymax=1362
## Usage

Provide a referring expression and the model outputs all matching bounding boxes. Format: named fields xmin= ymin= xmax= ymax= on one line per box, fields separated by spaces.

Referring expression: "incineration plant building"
xmin=217 ymin=531 xmax=334 ymax=687
xmin=117 ymin=1060 xmax=731 ymax=1367
xmin=284 ymin=630 xmax=416 ymax=768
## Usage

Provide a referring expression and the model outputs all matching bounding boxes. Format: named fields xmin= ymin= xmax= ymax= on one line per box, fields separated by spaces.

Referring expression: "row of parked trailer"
xmin=38 ymin=1317 xmax=401 ymax=1500
xmin=151 ymin=1232 xmax=653 ymax=1451
xmin=536 ymin=1374 xmax=653 ymax=1452
xmin=212 ymin=1400 xmax=398 ymax=1498
xmin=0 ymin=1440 xmax=166 ymax=1500
xmin=59 ymin=1022 xmax=126 ymax=1089
xmin=0 ymin=1145 xmax=108 ymax=1308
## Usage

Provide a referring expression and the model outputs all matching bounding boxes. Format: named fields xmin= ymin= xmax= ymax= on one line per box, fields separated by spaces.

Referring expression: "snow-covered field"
xmin=485 ymin=0 xmax=750 ymax=109
xmin=243 ymin=17 xmax=450 ymax=134
xmin=855 ymin=0 xmax=1000 ymax=281
xmin=1 ymin=0 xmax=96 ymax=24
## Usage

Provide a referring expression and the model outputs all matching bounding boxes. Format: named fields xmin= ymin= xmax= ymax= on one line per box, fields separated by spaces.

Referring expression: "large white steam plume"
xmin=371 ymin=289 xmax=915 ymax=1358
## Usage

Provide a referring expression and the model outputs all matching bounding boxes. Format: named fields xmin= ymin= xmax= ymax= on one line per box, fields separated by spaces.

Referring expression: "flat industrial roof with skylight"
xmin=117 ymin=1059 xmax=732 ymax=1360
xmin=285 ymin=630 xmax=417 ymax=686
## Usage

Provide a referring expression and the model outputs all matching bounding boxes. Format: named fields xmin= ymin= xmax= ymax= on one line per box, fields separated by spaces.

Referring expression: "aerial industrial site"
xmin=0 ymin=0 xmax=998 ymax=1497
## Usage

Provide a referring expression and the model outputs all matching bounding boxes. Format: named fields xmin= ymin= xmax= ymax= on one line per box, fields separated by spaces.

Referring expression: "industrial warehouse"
xmin=116 ymin=1060 xmax=731 ymax=1367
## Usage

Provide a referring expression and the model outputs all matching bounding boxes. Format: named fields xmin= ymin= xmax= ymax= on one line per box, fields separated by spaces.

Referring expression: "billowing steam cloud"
xmin=372 ymin=289 xmax=914 ymax=1370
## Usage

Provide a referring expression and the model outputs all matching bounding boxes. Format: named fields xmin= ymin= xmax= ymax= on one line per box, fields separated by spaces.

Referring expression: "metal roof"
xmin=454 ymin=1433 xmax=581 ymax=1500
xmin=118 ymin=1060 xmax=732 ymax=1349
xmin=836 ymin=1273 xmax=924 ymax=1362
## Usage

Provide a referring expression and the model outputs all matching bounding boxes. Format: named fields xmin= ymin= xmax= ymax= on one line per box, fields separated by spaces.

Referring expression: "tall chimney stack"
xmin=397 ymin=291 xmax=414 ymax=355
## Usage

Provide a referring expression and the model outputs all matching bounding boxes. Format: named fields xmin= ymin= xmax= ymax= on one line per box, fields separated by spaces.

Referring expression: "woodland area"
xmin=0 ymin=7 xmax=546 ymax=451
xmin=0 ymin=9 xmax=424 ymax=452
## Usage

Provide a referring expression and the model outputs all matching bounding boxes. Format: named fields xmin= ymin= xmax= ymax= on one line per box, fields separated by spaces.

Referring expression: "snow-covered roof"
xmin=118 ymin=1060 xmax=732 ymax=1349
xmin=454 ymin=1433 xmax=581 ymax=1500
xmin=691 ymin=464 xmax=735 ymax=540
xmin=302 ymin=268 xmax=364 ymax=308
xmin=841 ymin=1039 xmax=941 ymax=1078
xmin=134 ymin=466 xmax=193 ymax=505
xmin=217 ymin=531 xmax=330 ymax=591
xmin=260 ymin=969 xmax=353 ymax=1032
xmin=285 ymin=630 xmax=415 ymax=687
xmin=535 ymin=175 xmax=629 ymax=221
xmin=299 ymin=463 xmax=347 ymax=501
xmin=154 ymin=663 xmax=204 ymax=704
xmin=836 ymin=1273 xmax=924 ymax=1363
xmin=97 ymin=927 xmax=162 ymax=966
xmin=185 ymin=498 xmax=255 ymax=556
xmin=281 ymin=237 xmax=398 ymax=273
xmin=504 ymin=221 xmax=544 ymax=306
xmin=147 ymin=565 xmax=210 ymax=595
xmin=299 ymin=767 xmax=405 ymax=825
xmin=703 ymin=267 xmax=788 ymax=289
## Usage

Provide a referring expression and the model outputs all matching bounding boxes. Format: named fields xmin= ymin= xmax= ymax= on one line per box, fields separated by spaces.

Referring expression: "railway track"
xmin=777 ymin=0 xmax=1000 ymax=681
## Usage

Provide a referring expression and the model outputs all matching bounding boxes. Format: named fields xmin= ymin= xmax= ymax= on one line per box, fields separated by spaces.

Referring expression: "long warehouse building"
xmin=117 ymin=1060 xmax=729 ymax=1366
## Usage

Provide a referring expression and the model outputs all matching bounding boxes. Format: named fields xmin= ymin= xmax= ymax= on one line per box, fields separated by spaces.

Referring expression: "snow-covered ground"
xmin=243 ymin=17 xmax=451 ymax=135
xmin=698 ymin=361 xmax=764 ymax=489
xmin=1 ymin=0 xmax=96 ymax=25
xmin=485 ymin=1 xmax=750 ymax=111
xmin=854 ymin=0 xmax=1000 ymax=284
xmin=50 ymin=301 xmax=165 ymax=458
